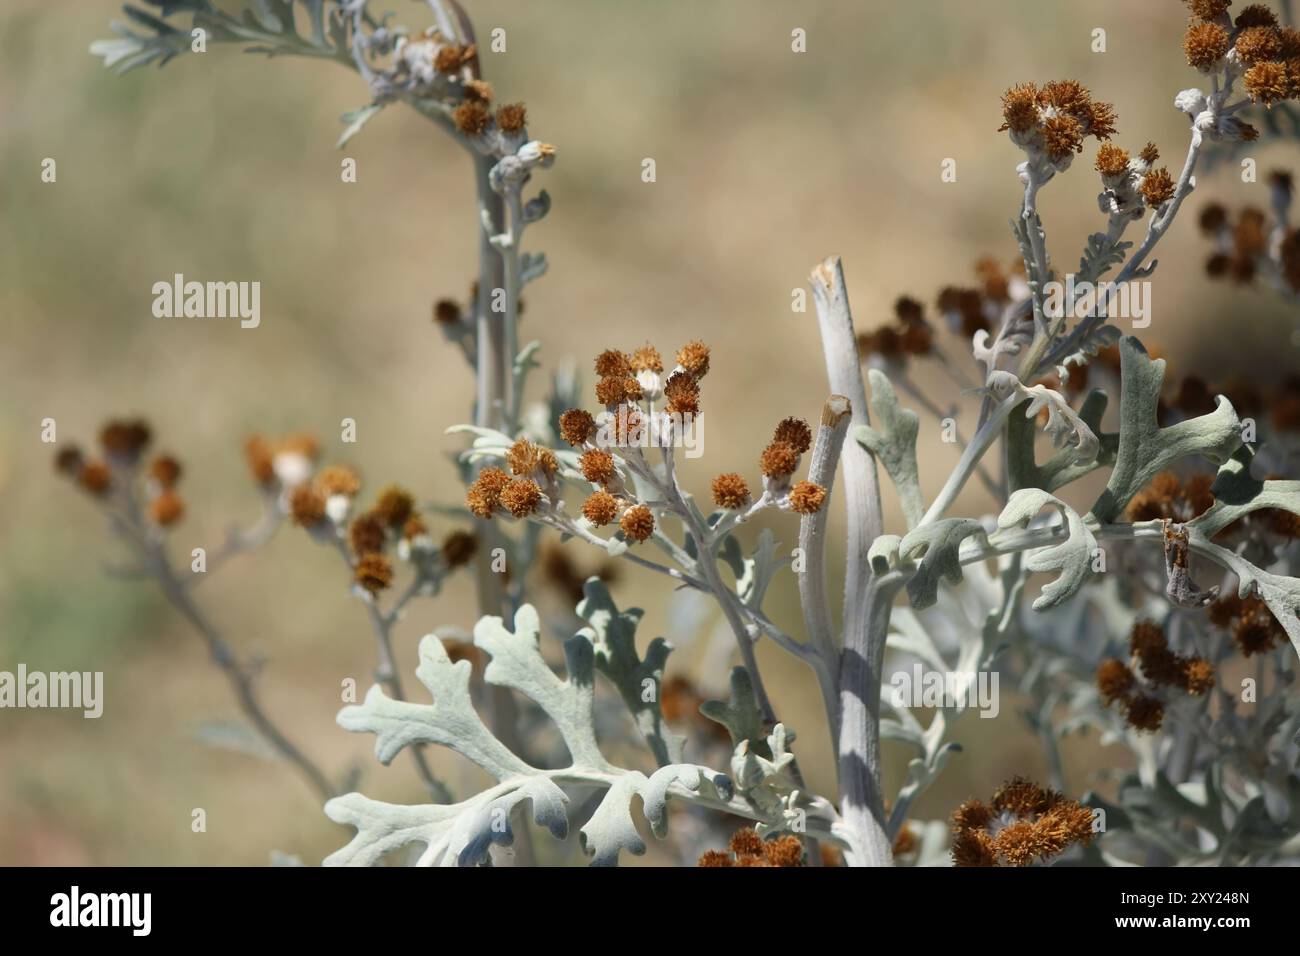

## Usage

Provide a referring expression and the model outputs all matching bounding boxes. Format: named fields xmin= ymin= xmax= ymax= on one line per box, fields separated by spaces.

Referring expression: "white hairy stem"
xmin=798 ymin=395 xmax=851 ymax=742
xmin=809 ymin=257 xmax=891 ymax=866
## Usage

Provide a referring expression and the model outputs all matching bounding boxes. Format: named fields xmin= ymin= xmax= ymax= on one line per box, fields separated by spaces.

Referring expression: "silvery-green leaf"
xmin=997 ymin=488 xmax=1098 ymax=610
xmin=576 ymin=578 xmax=683 ymax=766
xmin=897 ymin=519 xmax=987 ymax=610
xmin=869 ymin=534 xmax=902 ymax=574
xmin=1089 ymin=337 xmax=1242 ymax=523
xmin=856 ymin=369 xmax=925 ymax=529
xmin=1008 ymin=388 xmax=1118 ymax=492
xmin=700 ymin=666 xmax=768 ymax=753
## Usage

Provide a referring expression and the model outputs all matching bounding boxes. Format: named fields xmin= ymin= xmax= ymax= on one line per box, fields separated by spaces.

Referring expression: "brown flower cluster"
xmin=1207 ymin=592 xmax=1289 ymax=656
xmin=1097 ymin=620 xmax=1215 ymax=732
xmin=1199 ymin=177 xmax=1300 ymax=294
xmin=243 ymin=432 xmax=319 ymax=488
xmin=697 ymin=827 xmax=804 ymax=868
xmin=550 ymin=342 xmax=720 ymax=544
xmin=855 ymin=296 xmax=934 ymax=362
xmin=704 ymin=416 xmax=825 ymax=516
xmin=1126 ymin=471 xmax=1217 ymax=523
xmin=999 ymin=80 xmax=1118 ymax=161
xmin=57 ymin=418 xmax=186 ymax=528
xmin=950 ymin=777 xmax=1094 ymax=867
xmin=466 ymin=436 xmax=561 ymax=522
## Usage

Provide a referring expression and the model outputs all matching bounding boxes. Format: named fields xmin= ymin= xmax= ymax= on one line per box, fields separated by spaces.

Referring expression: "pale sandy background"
xmin=1 ymin=0 xmax=1296 ymax=864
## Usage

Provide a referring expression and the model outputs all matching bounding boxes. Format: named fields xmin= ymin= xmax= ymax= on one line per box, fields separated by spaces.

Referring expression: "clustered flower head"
xmin=1179 ymin=2 xmax=1300 ymax=107
xmin=862 ymin=260 xmax=1024 ymax=367
xmin=950 ymin=777 xmax=1094 ymax=866
xmin=706 ymin=415 xmax=825 ymax=516
xmin=999 ymin=79 xmax=1118 ymax=172
xmin=465 ymin=436 xmax=561 ymax=522
xmin=855 ymin=296 xmax=934 ymax=365
xmin=56 ymin=418 xmax=187 ymax=529
xmin=1095 ymin=140 xmax=1177 ymax=218
xmin=1207 ymin=592 xmax=1289 ymax=656
xmin=244 ymin=432 xmax=320 ymax=489
xmin=1199 ymin=173 xmax=1300 ymax=294
xmin=697 ymin=827 xmax=804 ymax=867
xmin=548 ymin=341 xmax=723 ymax=545
xmin=1097 ymin=620 xmax=1216 ymax=731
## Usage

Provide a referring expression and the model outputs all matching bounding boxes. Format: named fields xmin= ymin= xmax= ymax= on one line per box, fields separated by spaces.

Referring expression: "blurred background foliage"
xmin=0 ymin=0 xmax=1296 ymax=864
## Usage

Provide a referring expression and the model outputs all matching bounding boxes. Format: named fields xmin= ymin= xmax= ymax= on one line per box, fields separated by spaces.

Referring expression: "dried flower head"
xmin=596 ymin=375 xmax=640 ymax=407
xmin=99 ymin=419 xmax=151 ymax=464
xmin=629 ymin=344 xmax=663 ymax=373
xmin=952 ymin=777 xmax=1093 ymax=866
xmin=244 ymin=435 xmax=276 ymax=485
xmin=374 ymin=486 xmax=415 ymax=528
xmin=1234 ymin=24 xmax=1284 ymax=65
xmin=619 ymin=504 xmax=654 ymax=542
xmin=315 ymin=465 xmax=360 ymax=497
xmin=77 ymin=460 xmax=112 ymax=495
xmin=579 ymin=449 xmax=617 ymax=486
xmin=1140 ymin=167 xmax=1176 ymax=207
xmin=433 ymin=299 xmax=461 ymax=325
xmin=290 ymin=485 xmax=327 ymax=527
xmin=772 ymin=417 xmax=813 ymax=454
xmin=55 ymin=446 xmax=85 ymax=478
xmin=1096 ymin=658 xmax=1136 ymax=705
xmin=559 ymin=408 xmax=596 ymax=446
xmin=711 ymin=473 xmax=751 ymax=510
xmin=1184 ymin=21 xmax=1232 ymax=70
xmin=760 ymin=441 xmax=800 ymax=479
xmin=350 ymin=512 xmax=387 ymax=556
xmin=788 ymin=480 xmax=827 ymax=515
xmin=440 ymin=530 xmax=477 ymax=568
xmin=148 ymin=489 xmax=184 ymax=526
xmin=999 ymin=83 xmax=1040 ymax=134
xmin=581 ymin=490 xmax=620 ymax=526
xmin=506 ymin=438 xmax=543 ymax=476
xmin=355 ymin=553 xmax=393 ymax=593
xmin=500 ymin=477 xmax=543 ymax=518
xmin=466 ymin=467 xmax=510 ymax=519
xmin=452 ymin=99 xmax=491 ymax=136
xmin=495 ymin=102 xmax=527 ymax=133
xmin=663 ymin=371 xmax=701 ymax=416
xmin=1244 ymin=60 xmax=1291 ymax=104
xmin=1095 ymin=141 xmax=1130 ymax=177
xmin=1126 ymin=694 xmax=1165 ymax=732
xmin=148 ymin=455 xmax=182 ymax=489
xmin=1184 ymin=0 xmax=1232 ymax=19
xmin=594 ymin=349 xmax=631 ymax=377
xmin=676 ymin=340 xmax=710 ymax=378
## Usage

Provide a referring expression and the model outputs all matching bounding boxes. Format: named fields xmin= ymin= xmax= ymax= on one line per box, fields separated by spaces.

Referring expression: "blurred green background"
xmin=1 ymin=0 xmax=1296 ymax=865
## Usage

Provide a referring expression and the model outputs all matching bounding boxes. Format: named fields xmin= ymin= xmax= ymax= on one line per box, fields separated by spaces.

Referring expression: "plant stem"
xmin=151 ymin=542 xmax=336 ymax=801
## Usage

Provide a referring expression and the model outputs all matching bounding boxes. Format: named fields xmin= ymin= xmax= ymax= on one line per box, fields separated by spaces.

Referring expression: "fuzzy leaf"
xmin=1089 ymin=337 xmax=1242 ymax=523
xmin=700 ymin=666 xmax=769 ymax=754
xmin=329 ymin=607 xmax=735 ymax=866
xmin=576 ymin=578 xmax=684 ymax=766
xmin=898 ymin=519 xmax=988 ymax=610
xmin=997 ymin=489 xmax=1098 ymax=610
xmin=1008 ymin=388 xmax=1119 ymax=493
xmin=856 ymin=369 xmax=925 ymax=529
